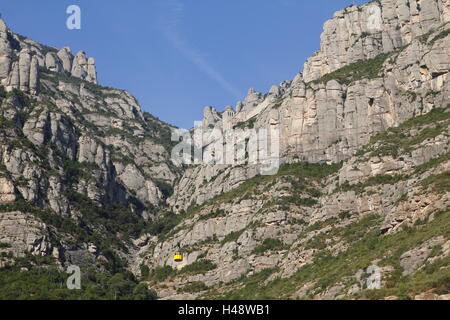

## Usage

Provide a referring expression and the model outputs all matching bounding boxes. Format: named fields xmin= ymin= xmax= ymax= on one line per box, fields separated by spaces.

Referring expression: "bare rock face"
xmin=57 ymin=46 xmax=73 ymax=74
xmin=400 ymin=237 xmax=446 ymax=276
xmin=71 ymin=50 xmax=88 ymax=79
xmin=0 ymin=177 xmax=16 ymax=203
xmin=2 ymin=47 xmax=40 ymax=94
xmin=70 ymin=51 xmax=98 ymax=84
xmin=0 ymin=13 xmax=180 ymax=271
xmin=147 ymin=104 xmax=450 ymax=299
xmin=0 ymin=211 xmax=52 ymax=258
xmin=18 ymin=48 xmax=31 ymax=91
xmin=29 ymin=55 xmax=39 ymax=94
xmin=0 ymin=19 xmax=11 ymax=80
xmin=0 ymin=1 xmax=448 ymax=300
xmin=303 ymin=0 xmax=449 ymax=82
xmin=6 ymin=61 xmax=19 ymax=89
xmin=45 ymin=52 xmax=63 ymax=73
xmin=203 ymin=106 xmax=221 ymax=128
xmin=178 ymin=24 xmax=449 ymax=212
xmin=87 ymin=57 xmax=97 ymax=84
xmin=241 ymin=88 xmax=264 ymax=112
xmin=0 ymin=18 xmax=99 ymax=95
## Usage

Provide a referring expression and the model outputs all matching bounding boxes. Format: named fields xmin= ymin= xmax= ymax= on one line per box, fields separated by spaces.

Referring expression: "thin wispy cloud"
xmin=157 ymin=0 xmax=241 ymax=100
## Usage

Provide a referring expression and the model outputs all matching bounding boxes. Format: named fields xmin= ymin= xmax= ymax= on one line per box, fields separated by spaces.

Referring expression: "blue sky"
xmin=1 ymin=0 xmax=368 ymax=128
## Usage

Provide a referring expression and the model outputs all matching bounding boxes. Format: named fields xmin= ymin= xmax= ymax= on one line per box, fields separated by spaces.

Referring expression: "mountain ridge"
xmin=0 ymin=0 xmax=449 ymax=300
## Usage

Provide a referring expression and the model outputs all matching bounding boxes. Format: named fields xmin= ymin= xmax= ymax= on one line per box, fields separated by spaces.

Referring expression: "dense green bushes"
xmin=277 ymin=162 xmax=343 ymax=179
xmin=149 ymin=259 xmax=217 ymax=283
xmin=199 ymin=209 xmax=226 ymax=221
xmin=142 ymin=112 xmax=179 ymax=153
xmin=234 ymin=117 xmax=256 ymax=130
xmin=146 ymin=211 xmax=188 ymax=240
xmin=152 ymin=266 xmax=175 ymax=282
xmin=179 ymin=260 xmax=217 ymax=275
xmin=154 ymin=179 xmax=174 ymax=199
xmin=0 ymin=253 xmax=157 ymax=300
xmin=311 ymin=52 xmax=394 ymax=85
xmin=0 ymin=85 xmax=6 ymax=100
xmin=252 ymin=238 xmax=287 ymax=255
xmin=140 ymin=265 xmax=150 ymax=279
xmin=276 ymin=196 xmax=318 ymax=208
xmin=0 ymin=264 xmax=157 ymax=300
xmin=63 ymin=159 xmax=98 ymax=185
xmin=221 ymin=229 xmax=246 ymax=245
xmin=153 ymin=162 xmax=343 ymax=241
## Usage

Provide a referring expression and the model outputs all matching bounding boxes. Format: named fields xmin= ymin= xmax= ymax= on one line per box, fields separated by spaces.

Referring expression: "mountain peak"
xmin=0 ymin=17 xmax=98 ymax=95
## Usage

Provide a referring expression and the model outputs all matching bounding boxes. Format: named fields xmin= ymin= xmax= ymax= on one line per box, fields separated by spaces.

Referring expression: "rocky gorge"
xmin=0 ymin=0 xmax=449 ymax=300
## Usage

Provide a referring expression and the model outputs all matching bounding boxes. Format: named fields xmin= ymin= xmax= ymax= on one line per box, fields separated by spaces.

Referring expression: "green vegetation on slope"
xmin=0 ymin=255 xmax=156 ymax=300
xmin=211 ymin=209 xmax=449 ymax=300
xmin=178 ymin=259 xmax=217 ymax=276
xmin=428 ymin=27 xmax=450 ymax=45
xmin=201 ymin=162 xmax=342 ymax=207
xmin=252 ymin=238 xmax=287 ymax=255
xmin=337 ymin=174 xmax=408 ymax=194
xmin=311 ymin=52 xmax=396 ymax=86
xmin=420 ymin=171 xmax=450 ymax=194
xmin=234 ymin=117 xmax=256 ymax=130
xmin=179 ymin=281 xmax=209 ymax=293
xmin=162 ymin=162 xmax=342 ymax=240
xmin=146 ymin=259 xmax=217 ymax=284
xmin=357 ymin=105 xmax=450 ymax=159
xmin=414 ymin=152 xmax=450 ymax=175
xmin=40 ymin=69 xmax=118 ymax=99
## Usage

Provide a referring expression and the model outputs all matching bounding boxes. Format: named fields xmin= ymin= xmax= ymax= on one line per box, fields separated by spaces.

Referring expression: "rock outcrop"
xmin=57 ymin=47 xmax=73 ymax=74
xmin=0 ymin=0 xmax=448 ymax=301
xmin=0 ymin=19 xmax=11 ymax=80
xmin=146 ymin=103 xmax=450 ymax=300
xmin=45 ymin=52 xmax=63 ymax=73
xmin=0 ymin=17 xmax=178 ymax=271
xmin=303 ymin=0 xmax=450 ymax=82
xmin=0 ymin=18 xmax=98 ymax=96
xmin=146 ymin=0 xmax=450 ymax=300
xmin=71 ymin=51 xmax=97 ymax=84
xmin=170 ymin=20 xmax=449 ymax=212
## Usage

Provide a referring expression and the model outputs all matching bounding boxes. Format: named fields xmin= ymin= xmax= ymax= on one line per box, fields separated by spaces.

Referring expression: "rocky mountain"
xmin=0 ymin=14 xmax=179 ymax=293
xmin=143 ymin=0 xmax=450 ymax=300
xmin=0 ymin=0 xmax=449 ymax=300
xmin=170 ymin=0 xmax=449 ymax=213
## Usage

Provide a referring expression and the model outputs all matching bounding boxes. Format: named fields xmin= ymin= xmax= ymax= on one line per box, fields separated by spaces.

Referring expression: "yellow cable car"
xmin=174 ymin=252 xmax=183 ymax=262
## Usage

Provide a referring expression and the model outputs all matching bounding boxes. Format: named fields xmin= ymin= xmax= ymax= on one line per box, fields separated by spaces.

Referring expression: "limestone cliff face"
xmin=0 ymin=18 xmax=178 ymax=268
xmin=172 ymin=0 xmax=449 ymax=212
xmin=145 ymin=0 xmax=450 ymax=300
xmin=303 ymin=0 xmax=449 ymax=82
xmin=0 ymin=0 xmax=448 ymax=301
xmin=143 ymin=117 xmax=450 ymax=299
xmin=0 ymin=18 xmax=98 ymax=97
